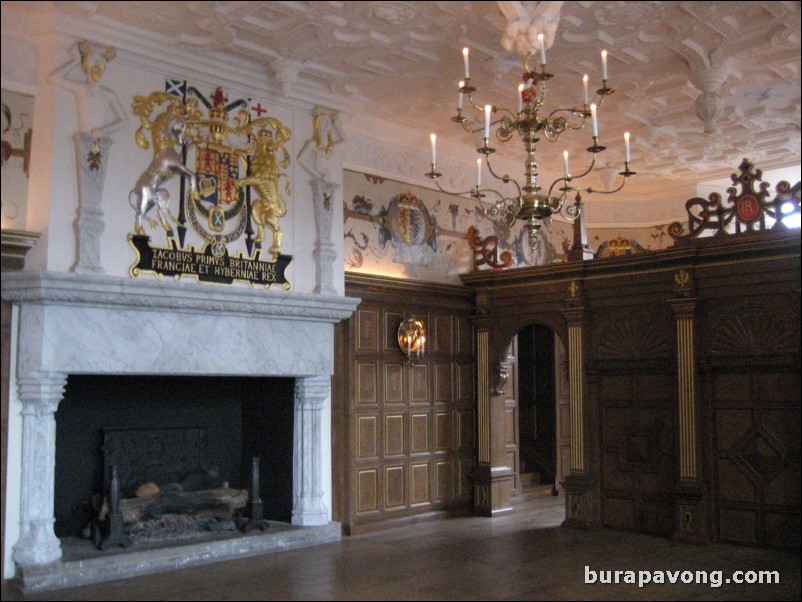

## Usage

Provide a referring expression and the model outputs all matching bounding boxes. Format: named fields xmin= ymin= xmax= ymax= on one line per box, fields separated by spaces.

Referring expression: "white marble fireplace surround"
xmin=2 ymin=270 xmax=359 ymax=590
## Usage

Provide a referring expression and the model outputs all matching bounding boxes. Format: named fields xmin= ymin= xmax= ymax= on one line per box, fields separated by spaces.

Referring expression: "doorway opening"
xmin=512 ymin=323 xmax=569 ymax=500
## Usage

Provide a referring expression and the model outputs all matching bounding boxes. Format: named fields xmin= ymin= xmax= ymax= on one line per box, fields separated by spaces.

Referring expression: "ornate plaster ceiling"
xmin=3 ymin=1 xmax=801 ymax=210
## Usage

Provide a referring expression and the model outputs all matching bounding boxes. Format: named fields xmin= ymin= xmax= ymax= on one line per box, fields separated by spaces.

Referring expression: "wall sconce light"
xmin=398 ymin=317 xmax=426 ymax=366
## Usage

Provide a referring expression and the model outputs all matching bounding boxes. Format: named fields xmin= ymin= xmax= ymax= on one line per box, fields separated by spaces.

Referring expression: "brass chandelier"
xmin=426 ymin=40 xmax=635 ymax=251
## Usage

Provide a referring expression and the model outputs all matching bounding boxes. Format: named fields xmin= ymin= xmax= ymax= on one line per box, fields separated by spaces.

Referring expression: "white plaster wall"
xmin=3 ymin=25 xmax=343 ymax=295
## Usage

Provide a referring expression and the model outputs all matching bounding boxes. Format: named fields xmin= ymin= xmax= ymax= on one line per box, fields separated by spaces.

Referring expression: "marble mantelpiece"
xmin=1 ymin=271 xmax=359 ymax=591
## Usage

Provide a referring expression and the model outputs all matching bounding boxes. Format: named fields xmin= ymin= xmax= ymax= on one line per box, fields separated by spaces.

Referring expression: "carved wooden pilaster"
xmin=670 ymin=297 xmax=699 ymax=483
xmin=471 ymin=328 xmax=513 ymax=516
xmin=669 ymin=272 xmax=709 ymax=542
xmin=476 ymin=329 xmax=490 ymax=474
xmin=292 ymin=375 xmax=330 ymax=526
xmin=561 ymin=286 xmax=585 ymax=475
xmin=12 ymin=372 xmax=67 ymax=566
xmin=560 ymin=283 xmax=597 ymax=528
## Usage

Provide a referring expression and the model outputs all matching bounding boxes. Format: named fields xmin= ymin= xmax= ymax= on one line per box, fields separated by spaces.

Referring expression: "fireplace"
xmin=2 ymin=271 xmax=359 ymax=591
xmin=55 ymin=375 xmax=295 ymax=541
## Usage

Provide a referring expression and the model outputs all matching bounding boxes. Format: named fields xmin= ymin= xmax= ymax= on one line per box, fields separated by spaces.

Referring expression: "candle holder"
xmin=426 ymin=44 xmax=635 ymax=254
xmin=398 ymin=317 xmax=426 ymax=367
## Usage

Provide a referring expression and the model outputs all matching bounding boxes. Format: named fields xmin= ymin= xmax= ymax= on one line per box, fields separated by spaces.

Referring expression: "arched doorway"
xmin=507 ymin=323 xmax=570 ymax=501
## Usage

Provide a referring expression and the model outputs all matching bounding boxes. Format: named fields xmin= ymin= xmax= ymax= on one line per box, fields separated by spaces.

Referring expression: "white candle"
xmin=563 ymin=150 xmax=569 ymax=178
xmin=538 ymin=33 xmax=546 ymax=65
xmin=601 ymin=50 xmax=608 ymax=80
xmin=463 ymin=47 xmax=470 ymax=79
xmin=476 ymin=158 xmax=482 ymax=186
xmin=624 ymin=131 xmax=631 ymax=162
xmin=590 ymin=103 xmax=598 ymax=137
xmin=583 ymin=74 xmax=589 ymax=105
xmin=518 ymin=83 xmax=524 ymax=112
xmin=458 ymin=81 xmax=464 ymax=110
xmin=430 ymin=133 xmax=437 ymax=165
xmin=484 ymin=104 xmax=492 ymax=139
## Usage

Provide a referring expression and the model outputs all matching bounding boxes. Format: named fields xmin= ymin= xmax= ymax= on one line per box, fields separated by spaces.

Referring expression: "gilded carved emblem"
xmin=127 ymin=86 xmax=293 ymax=288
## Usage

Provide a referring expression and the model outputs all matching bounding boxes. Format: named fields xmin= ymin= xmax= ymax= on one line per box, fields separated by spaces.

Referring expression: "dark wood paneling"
xmin=461 ymin=232 xmax=800 ymax=549
xmin=336 ymin=274 xmax=475 ymax=533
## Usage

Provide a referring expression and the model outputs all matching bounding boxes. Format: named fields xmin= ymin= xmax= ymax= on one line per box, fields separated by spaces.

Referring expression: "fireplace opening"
xmin=54 ymin=375 xmax=295 ymax=543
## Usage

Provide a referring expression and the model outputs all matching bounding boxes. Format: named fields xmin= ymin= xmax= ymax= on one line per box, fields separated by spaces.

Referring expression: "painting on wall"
xmin=1 ymin=89 xmax=33 ymax=231
xmin=343 ymin=170 xmax=573 ymax=283
xmin=343 ymin=170 xmax=676 ymax=283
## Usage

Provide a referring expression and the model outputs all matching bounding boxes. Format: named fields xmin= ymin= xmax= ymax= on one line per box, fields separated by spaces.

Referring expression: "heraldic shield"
xmin=126 ymin=86 xmax=292 ymax=289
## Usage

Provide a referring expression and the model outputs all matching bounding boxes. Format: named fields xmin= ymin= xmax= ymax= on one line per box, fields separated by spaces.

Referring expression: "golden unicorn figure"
xmin=237 ymin=120 xmax=292 ymax=259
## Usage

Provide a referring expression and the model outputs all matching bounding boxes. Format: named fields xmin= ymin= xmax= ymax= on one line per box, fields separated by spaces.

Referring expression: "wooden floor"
xmin=4 ymin=496 xmax=800 ymax=601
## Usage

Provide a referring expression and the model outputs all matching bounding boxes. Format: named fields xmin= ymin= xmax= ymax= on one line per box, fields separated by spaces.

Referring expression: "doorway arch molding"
xmin=467 ymin=273 xmax=595 ymax=523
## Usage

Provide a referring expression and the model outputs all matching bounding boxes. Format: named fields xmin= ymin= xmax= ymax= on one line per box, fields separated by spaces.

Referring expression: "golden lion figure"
xmin=237 ymin=122 xmax=291 ymax=259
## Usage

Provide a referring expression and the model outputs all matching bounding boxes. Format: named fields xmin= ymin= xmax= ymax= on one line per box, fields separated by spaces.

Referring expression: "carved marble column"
xmin=72 ymin=133 xmax=112 ymax=274
xmin=12 ymin=372 xmax=67 ymax=566
xmin=311 ymin=177 xmax=338 ymax=295
xmin=292 ymin=375 xmax=329 ymax=526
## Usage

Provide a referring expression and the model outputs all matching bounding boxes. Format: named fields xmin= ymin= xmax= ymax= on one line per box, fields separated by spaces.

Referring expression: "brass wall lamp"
xmin=398 ymin=317 xmax=426 ymax=366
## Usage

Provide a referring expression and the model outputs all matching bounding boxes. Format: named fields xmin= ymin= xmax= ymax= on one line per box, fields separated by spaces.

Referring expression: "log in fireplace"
xmin=55 ymin=375 xmax=294 ymax=545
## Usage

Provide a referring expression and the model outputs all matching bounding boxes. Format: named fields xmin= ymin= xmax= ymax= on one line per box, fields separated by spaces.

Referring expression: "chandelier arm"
xmin=429 ymin=175 xmax=483 ymax=198
xmin=570 ymin=154 xmax=599 ymax=181
xmin=578 ymin=177 xmax=628 ymax=196
xmin=465 ymin=92 xmax=488 ymax=114
xmin=477 ymin=188 xmax=508 ymax=202
xmin=485 ymin=155 xmax=523 ymax=198
xmin=547 ymin=177 xmax=572 ymax=199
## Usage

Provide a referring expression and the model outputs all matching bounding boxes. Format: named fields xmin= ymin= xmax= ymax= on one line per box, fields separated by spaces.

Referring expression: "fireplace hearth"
xmin=56 ymin=375 xmax=294 ymax=546
xmin=2 ymin=271 xmax=360 ymax=592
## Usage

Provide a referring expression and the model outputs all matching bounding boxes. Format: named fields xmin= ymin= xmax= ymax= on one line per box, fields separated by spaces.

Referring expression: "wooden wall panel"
xmin=411 ymin=412 xmax=430 ymax=454
xmin=384 ymin=364 xmax=404 ymax=404
xmin=435 ymin=412 xmax=452 ymax=451
xmin=434 ymin=316 xmax=453 ymax=354
xmin=357 ymin=363 xmax=377 ymax=405
xmin=410 ymin=462 xmax=430 ymax=506
xmin=384 ymin=414 xmax=405 ymax=457
xmin=411 ymin=365 xmax=429 ymax=403
xmin=385 ymin=465 xmax=405 ymax=509
xmin=357 ymin=469 xmax=378 ymax=514
xmin=435 ymin=364 xmax=452 ymax=402
xmin=435 ymin=460 xmax=453 ymax=502
xmin=357 ymin=415 xmax=378 ymax=460
xmin=357 ymin=308 xmax=379 ymax=352
xmin=458 ymin=411 xmax=473 ymax=450
xmin=338 ymin=274 xmax=475 ymax=534
xmin=457 ymin=231 xmax=800 ymax=548
xmin=713 ymin=369 xmax=800 ymax=548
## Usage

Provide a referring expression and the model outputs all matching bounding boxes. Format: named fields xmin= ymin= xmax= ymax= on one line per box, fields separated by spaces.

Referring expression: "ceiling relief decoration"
xmin=5 ymin=2 xmax=800 ymax=210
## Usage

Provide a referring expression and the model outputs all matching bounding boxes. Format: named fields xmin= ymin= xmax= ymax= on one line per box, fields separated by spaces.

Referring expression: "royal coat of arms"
xmin=127 ymin=87 xmax=292 ymax=288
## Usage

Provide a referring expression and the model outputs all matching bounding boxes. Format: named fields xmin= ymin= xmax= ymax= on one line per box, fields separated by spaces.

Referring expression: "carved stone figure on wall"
xmin=51 ymin=40 xmax=128 ymax=273
xmin=298 ymin=106 xmax=344 ymax=294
